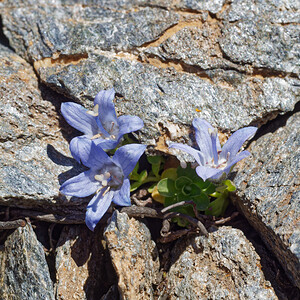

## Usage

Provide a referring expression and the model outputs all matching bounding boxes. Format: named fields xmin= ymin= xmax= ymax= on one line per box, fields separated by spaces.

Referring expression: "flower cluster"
xmin=60 ymin=88 xmax=145 ymax=230
xmin=59 ymin=87 xmax=257 ymax=230
xmin=170 ymin=118 xmax=257 ymax=181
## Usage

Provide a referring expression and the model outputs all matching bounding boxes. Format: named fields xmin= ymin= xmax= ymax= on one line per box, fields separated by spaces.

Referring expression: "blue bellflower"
xmin=170 ymin=118 xmax=257 ymax=181
xmin=61 ymin=88 xmax=144 ymax=163
xmin=60 ymin=142 xmax=146 ymax=230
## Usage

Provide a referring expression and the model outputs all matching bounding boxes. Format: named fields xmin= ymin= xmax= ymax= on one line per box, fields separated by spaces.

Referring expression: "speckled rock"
xmin=0 ymin=222 xmax=55 ymax=300
xmin=0 ymin=44 xmax=86 ymax=211
xmin=163 ymin=227 xmax=277 ymax=300
xmin=1 ymin=0 xmax=298 ymax=152
xmin=232 ymin=112 xmax=300 ymax=289
xmin=104 ymin=211 xmax=159 ymax=300
xmin=55 ymin=225 xmax=115 ymax=300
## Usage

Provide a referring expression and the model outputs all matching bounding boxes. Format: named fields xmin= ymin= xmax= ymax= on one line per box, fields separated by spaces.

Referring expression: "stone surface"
xmin=0 ymin=44 xmax=86 ymax=211
xmin=55 ymin=225 xmax=115 ymax=300
xmin=104 ymin=211 xmax=160 ymax=300
xmin=163 ymin=227 xmax=277 ymax=300
xmin=1 ymin=0 xmax=298 ymax=152
xmin=232 ymin=112 xmax=300 ymax=289
xmin=0 ymin=222 xmax=55 ymax=300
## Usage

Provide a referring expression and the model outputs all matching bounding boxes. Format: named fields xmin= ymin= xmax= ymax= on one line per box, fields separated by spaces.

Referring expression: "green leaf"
xmin=147 ymin=182 xmax=157 ymax=193
xmin=130 ymin=181 xmax=143 ymax=192
xmin=202 ymin=182 xmax=216 ymax=195
xmin=161 ymin=168 xmax=177 ymax=180
xmin=129 ymin=162 xmax=140 ymax=180
xmin=147 ymin=156 xmax=162 ymax=178
xmin=191 ymin=193 xmax=210 ymax=211
xmin=205 ymin=191 xmax=229 ymax=217
xmin=175 ymin=176 xmax=192 ymax=190
xmin=137 ymin=169 xmax=148 ymax=183
xmin=177 ymin=165 xmax=199 ymax=181
xmin=157 ymin=178 xmax=176 ymax=197
xmin=223 ymin=179 xmax=236 ymax=192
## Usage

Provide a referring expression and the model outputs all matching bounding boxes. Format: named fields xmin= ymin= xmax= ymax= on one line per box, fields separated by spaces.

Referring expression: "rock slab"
xmin=233 ymin=112 xmax=300 ymax=288
xmin=164 ymin=227 xmax=277 ymax=300
xmin=104 ymin=211 xmax=160 ymax=300
xmin=0 ymin=222 xmax=55 ymax=300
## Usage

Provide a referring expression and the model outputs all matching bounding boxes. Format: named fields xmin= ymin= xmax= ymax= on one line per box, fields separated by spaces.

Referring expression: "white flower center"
xmin=94 ymin=165 xmax=124 ymax=193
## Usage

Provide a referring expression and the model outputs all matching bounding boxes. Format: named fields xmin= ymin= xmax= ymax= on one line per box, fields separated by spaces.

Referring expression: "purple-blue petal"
xmin=85 ymin=189 xmax=114 ymax=231
xmin=112 ymin=178 xmax=131 ymax=206
xmin=169 ymin=143 xmax=205 ymax=165
xmin=61 ymin=102 xmax=98 ymax=136
xmin=93 ymin=137 xmax=119 ymax=151
xmin=112 ymin=144 xmax=146 ymax=177
xmin=117 ymin=115 xmax=144 ymax=136
xmin=195 ymin=166 xmax=223 ymax=182
xmin=84 ymin=142 xmax=114 ymax=170
xmin=94 ymin=88 xmax=118 ymax=131
xmin=69 ymin=136 xmax=92 ymax=165
xmin=220 ymin=127 xmax=257 ymax=161
xmin=60 ymin=170 xmax=98 ymax=197
xmin=192 ymin=118 xmax=214 ymax=162
xmin=223 ymin=150 xmax=251 ymax=174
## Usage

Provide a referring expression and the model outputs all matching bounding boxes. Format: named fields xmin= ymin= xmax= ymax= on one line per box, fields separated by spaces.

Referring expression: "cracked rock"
xmin=0 ymin=222 xmax=55 ymax=300
xmin=163 ymin=227 xmax=277 ymax=300
xmin=104 ymin=211 xmax=160 ymax=300
xmin=0 ymin=44 xmax=86 ymax=211
xmin=55 ymin=225 xmax=115 ymax=299
xmin=1 ymin=0 xmax=298 ymax=152
xmin=232 ymin=112 xmax=300 ymax=289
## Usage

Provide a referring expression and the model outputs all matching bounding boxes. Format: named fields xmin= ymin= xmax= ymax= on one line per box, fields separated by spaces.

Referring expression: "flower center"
xmin=206 ymin=152 xmax=230 ymax=169
xmin=94 ymin=165 xmax=124 ymax=193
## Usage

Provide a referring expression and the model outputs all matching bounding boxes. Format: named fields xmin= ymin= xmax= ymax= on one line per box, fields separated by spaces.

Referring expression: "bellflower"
xmin=170 ymin=118 xmax=257 ymax=181
xmin=60 ymin=141 xmax=146 ymax=231
xmin=61 ymin=88 xmax=144 ymax=163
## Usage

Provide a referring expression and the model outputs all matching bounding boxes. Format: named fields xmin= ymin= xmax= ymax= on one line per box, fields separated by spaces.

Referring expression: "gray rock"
xmin=0 ymin=1 xmax=179 ymax=61
xmin=220 ymin=20 xmax=299 ymax=75
xmin=0 ymin=222 xmax=55 ymax=300
xmin=0 ymin=44 xmax=86 ymax=211
xmin=36 ymin=52 xmax=299 ymax=150
xmin=55 ymin=225 xmax=115 ymax=299
xmin=164 ymin=227 xmax=277 ymax=300
xmin=104 ymin=211 xmax=160 ymax=300
xmin=1 ymin=0 xmax=298 ymax=152
xmin=232 ymin=112 xmax=300 ymax=288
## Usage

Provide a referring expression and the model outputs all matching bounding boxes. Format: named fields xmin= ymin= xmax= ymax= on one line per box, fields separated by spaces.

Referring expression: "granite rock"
xmin=55 ymin=225 xmax=115 ymax=300
xmin=163 ymin=227 xmax=277 ymax=300
xmin=0 ymin=44 xmax=86 ymax=211
xmin=104 ymin=211 xmax=160 ymax=300
xmin=0 ymin=222 xmax=55 ymax=300
xmin=232 ymin=112 xmax=300 ymax=288
xmin=1 ymin=0 xmax=298 ymax=152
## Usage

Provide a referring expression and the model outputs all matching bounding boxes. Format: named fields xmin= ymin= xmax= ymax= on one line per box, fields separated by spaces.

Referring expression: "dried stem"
xmin=0 ymin=219 xmax=26 ymax=230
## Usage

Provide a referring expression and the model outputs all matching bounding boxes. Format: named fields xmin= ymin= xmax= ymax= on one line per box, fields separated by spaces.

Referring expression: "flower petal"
xmin=93 ymin=137 xmax=119 ymax=151
xmin=85 ymin=189 xmax=114 ymax=231
xmin=221 ymin=150 xmax=251 ymax=174
xmin=117 ymin=115 xmax=144 ymax=136
xmin=61 ymin=102 xmax=98 ymax=136
xmin=112 ymin=144 xmax=146 ymax=177
xmin=169 ymin=143 xmax=204 ymax=165
xmin=69 ymin=136 xmax=92 ymax=165
xmin=195 ymin=166 xmax=223 ymax=182
xmin=94 ymin=88 xmax=118 ymax=131
xmin=60 ymin=170 xmax=98 ymax=197
xmin=112 ymin=178 xmax=131 ymax=206
xmin=220 ymin=127 xmax=257 ymax=161
xmin=192 ymin=118 xmax=222 ymax=161
xmin=84 ymin=142 xmax=114 ymax=170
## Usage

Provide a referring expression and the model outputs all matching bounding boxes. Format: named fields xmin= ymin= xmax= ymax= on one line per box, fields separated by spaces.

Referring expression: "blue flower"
xmin=60 ymin=141 xmax=146 ymax=230
xmin=170 ymin=118 xmax=257 ymax=181
xmin=61 ymin=88 xmax=144 ymax=163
